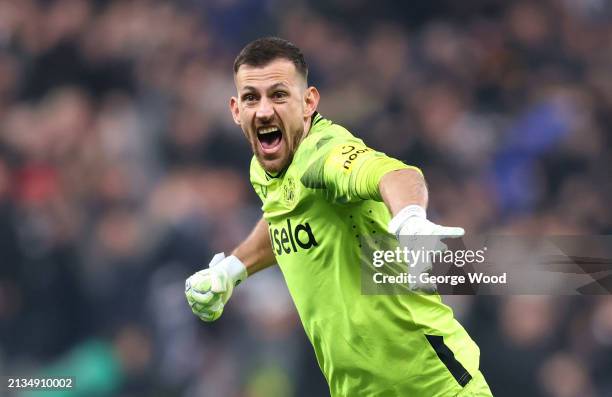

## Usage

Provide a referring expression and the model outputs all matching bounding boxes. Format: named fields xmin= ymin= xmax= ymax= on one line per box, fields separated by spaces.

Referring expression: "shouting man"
xmin=185 ymin=37 xmax=492 ymax=397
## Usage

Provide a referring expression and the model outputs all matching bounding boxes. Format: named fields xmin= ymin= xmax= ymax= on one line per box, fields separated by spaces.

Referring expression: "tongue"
xmin=260 ymin=131 xmax=282 ymax=149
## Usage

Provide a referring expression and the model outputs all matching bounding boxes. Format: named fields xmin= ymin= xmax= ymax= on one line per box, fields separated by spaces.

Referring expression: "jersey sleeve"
xmin=319 ymin=140 xmax=422 ymax=203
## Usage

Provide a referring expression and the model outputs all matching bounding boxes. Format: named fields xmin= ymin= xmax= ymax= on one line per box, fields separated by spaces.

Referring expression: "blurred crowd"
xmin=0 ymin=0 xmax=611 ymax=396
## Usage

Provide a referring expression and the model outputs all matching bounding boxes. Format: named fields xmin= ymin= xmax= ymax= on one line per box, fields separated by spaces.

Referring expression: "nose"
xmin=256 ymin=98 xmax=274 ymax=121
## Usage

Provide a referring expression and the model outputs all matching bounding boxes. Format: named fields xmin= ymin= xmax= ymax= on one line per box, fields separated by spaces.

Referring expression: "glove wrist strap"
xmin=224 ymin=255 xmax=248 ymax=286
xmin=388 ymin=205 xmax=427 ymax=237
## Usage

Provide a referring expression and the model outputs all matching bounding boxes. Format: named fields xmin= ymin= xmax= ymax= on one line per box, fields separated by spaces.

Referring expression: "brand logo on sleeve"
xmin=269 ymin=219 xmax=318 ymax=256
xmin=340 ymin=145 xmax=372 ymax=170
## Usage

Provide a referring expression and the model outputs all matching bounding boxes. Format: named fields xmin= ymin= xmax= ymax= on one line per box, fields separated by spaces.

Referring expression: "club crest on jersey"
xmin=269 ymin=219 xmax=318 ymax=256
xmin=282 ymin=176 xmax=296 ymax=204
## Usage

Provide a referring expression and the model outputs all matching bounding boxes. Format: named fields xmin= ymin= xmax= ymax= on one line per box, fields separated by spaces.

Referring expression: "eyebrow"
xmin=268 ymin=83 xmax=289 ymax=91
xmin=241 ymin=83 xmax=289 ymax=93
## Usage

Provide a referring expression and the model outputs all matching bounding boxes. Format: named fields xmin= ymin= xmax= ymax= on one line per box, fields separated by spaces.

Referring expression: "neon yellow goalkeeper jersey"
xmin=250 ymin=113 xmax=481 ymax=397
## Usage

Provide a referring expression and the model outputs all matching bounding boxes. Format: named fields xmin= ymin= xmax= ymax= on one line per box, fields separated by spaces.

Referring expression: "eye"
xmin=242 ymin=93 xmax=257 ymax=103
xmin=272 ymin=91 xmax=288 ymax=100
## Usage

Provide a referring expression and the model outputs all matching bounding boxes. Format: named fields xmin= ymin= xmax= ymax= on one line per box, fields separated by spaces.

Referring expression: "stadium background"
xmin=1 ymin=0 xmax=611 ymax=396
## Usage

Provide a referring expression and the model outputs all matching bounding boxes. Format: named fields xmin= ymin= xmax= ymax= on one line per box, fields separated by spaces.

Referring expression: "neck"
xmin=304 ymin=112 xmax=316 ymax=138
xmin=297 ymin=116 xmax=312 ymax=146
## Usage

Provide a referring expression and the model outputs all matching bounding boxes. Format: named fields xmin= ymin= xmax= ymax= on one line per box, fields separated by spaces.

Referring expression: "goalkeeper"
xmin=185 ymin=37 xmax=493 ymax=397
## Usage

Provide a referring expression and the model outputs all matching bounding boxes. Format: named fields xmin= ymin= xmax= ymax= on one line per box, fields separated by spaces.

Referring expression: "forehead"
xmin=234 ymin=59 xmax=302 ymax=91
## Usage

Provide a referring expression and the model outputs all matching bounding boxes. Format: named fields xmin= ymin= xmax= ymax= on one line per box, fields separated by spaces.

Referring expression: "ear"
xmin=229 ymin=97 xmax=241 ymax=125
xmin=303 ymin=86 xmax=320 ymax=118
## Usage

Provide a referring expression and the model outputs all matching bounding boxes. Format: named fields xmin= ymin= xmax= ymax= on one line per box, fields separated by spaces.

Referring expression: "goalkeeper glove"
xmin=185 ymin=253 xmax=247 ymax=322
xmin=388 ymin=205 xmax=464 ymax=292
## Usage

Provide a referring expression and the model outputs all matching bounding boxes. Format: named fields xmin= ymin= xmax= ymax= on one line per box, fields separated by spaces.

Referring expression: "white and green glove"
xmin=388 ymin=205 xmax=464 ymax=292
xmin=185 ymin=253 xmax=247 ymax=322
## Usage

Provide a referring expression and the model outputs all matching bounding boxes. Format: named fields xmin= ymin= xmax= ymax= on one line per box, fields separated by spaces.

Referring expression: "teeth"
xmin=258 ymin=127 xmax=280 ymax=135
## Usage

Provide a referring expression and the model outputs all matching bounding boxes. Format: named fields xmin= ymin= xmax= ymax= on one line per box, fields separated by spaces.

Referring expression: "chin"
xmin=261 ymin=162 xmax=284 ymax=174
xmin=258 ymin=156 xmax=288 ymax=174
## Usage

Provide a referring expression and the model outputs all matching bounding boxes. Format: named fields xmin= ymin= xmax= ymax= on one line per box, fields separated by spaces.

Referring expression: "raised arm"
xmin=232 ymin=217 xmax=276 ymax=276
xmin=185 ymin=217 xmax=276 ymax=322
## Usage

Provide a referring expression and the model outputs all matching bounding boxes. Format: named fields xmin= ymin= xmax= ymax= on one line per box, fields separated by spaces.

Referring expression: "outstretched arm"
xmin=379 ymin=168 xmax=464 ymax=292
xmin=378 ymin=168 xmax=462 ymax=238
xmin=379 ymin=168 xmax=428 ymax=216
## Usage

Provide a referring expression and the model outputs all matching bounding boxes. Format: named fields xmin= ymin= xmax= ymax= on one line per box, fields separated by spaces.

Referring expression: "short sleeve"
xmin=321 ymin=141 xmax=422 ymax=203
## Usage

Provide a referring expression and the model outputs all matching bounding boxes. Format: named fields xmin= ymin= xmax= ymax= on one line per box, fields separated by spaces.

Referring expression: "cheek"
xmin=240 ymin=110 xmax=255 ymax=130
xmin=239 ymin=108 xmax=250 ymax=122
xmin=286 ymin=103 xmax=304 ymax=127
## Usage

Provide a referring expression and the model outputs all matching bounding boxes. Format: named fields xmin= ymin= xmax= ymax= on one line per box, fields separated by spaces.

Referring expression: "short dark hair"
xmin=233 ymin=37 xmax=308 ymax=81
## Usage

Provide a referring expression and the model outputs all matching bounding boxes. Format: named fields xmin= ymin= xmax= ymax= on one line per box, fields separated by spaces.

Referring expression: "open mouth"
xmin=257 ymin=126 xmax=283 ymax=153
